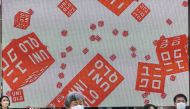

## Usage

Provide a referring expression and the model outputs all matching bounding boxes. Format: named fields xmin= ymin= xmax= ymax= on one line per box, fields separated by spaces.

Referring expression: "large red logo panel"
xmin=2 ymin=32 xmax=55 ymax=90
xmin=48 ymin=54 xmax=124 ymax=107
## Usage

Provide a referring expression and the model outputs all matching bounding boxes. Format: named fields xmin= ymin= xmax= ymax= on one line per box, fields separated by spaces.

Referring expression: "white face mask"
xmin=71 ymin=105 xmax=84 ymax=109
xmin=177 ymin=102 xmax=186 ymax=109
xmin=2 ymin=101 xmax=9 ymax=108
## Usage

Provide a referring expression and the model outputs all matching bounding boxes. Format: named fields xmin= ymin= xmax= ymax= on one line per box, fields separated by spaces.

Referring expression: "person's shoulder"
xmin=186 ymin=106 xmax=190 ymax=109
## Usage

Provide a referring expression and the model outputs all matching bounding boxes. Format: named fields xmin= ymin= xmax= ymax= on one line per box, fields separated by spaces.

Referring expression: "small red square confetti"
xmin=122 ymin=30 xmax=128 ymax=37
xmin=58 ymin=73 xmax=64 ymax=79
xmin=112 ymin=28 xmax=119 ymax=36
xmin=61 ymin=52 xmax=66 ymax=58
xmin=161 ymin=93 xmax=167 ymax=99
xmin=90 ymin=24 xmax=96 ymax=30
xmin=61 ymin=30 xmax=68 ymax=37
xmin=98 ymin=20 xmax=104 ymax=27
xmin=61 ymin=63 xmax=67 ymax=70
xmin=142 ymin=92 xmax=148 ymax=98
xmin=89 ymin=35 xmax=96 ymax=41
xmin=166 ymin=19 xmax=172 ymax=25
xmin=130 ymin=46 xmax=137 ymax=52
xmin=170 ymin=75 xmax=176 ymax=81
xmin=131 ymin=52 xmax=137 ymax=58
xmin=66 ymin=46 xmax=73 ymax=52
xmin=56 ymin=82 xmax=62 ymax=89
xmin=96 ymin=35 xmax=102 ymax=42
xmin=110 ymin=54 xmax=117 ymax=61
xmin=82 ymin=48 xmax=89 ymax=54
xmin=144 ymin=99 xmax=150 ymax=105
xmin=145 ymin=55 xmax=151 ymax=61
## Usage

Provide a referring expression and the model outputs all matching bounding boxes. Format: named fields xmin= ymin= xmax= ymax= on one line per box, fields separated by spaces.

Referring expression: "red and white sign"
xmin=48 ymin=54 xmax=124 ymax=107
xmin=2 ymin=32 xmax=55 ymax=90
xmin=131 ymin=3 xmax=150 ymax=22
xmin=10 ymin=89 xmax=25 ymax=103
xmin=136 ymin=62 xmax=166 ymax=93
xmin=156 ymin=34 xmax=188 ymax=75
xmin=58 ymin=0 xmax=77 ymax=17
xmin=14 ymin=10 xmax=33 ymax=30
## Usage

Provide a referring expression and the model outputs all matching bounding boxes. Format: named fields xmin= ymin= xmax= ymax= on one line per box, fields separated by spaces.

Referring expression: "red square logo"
xmin=156 ymin=34 xmax=188 ymax=75
xmin=58 ymin=0 xmax=77 ymax=17
xmin=136 ymin=62 xmax=166 ymax=93
xmin=10 ymin=89 xmax=24 ymax=103
xmin=131 ymin=3 xmax=150 ymax=22
xmin=14 ymin=11 xmax=32 ymax=29
xmin=2 ymin=32 xmax=55 ymax=90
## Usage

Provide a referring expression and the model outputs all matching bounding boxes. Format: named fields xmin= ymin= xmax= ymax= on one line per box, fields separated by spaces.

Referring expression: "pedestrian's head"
xmin=143 ymin=104 xmax=157 ymax=109
xmin=64 ymin=92 xmax=85 ymax=109
xmin=0 ymin=96 xmax=10 ymax=109
xmin=173 ymin=93 xmax=187 ymax=109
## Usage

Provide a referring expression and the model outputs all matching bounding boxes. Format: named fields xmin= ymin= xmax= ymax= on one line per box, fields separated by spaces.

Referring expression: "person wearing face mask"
xmin=0 ymin=96 xmax=10 ymax=109
xmin=64 ymin=92 xmax=85 ymax=109
xmin=173 ymin=93 xmax=187 ymax=109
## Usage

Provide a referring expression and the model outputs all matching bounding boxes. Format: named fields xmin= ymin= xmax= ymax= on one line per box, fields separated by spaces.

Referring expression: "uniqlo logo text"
xmin=48 ymin=54 xmax=124 ymax=107
xmin=14 ymin=10 xmax=32 ymax=29
xmin=131 ymin=3 xmax=150 ymax=22
xmin=10 ymin=89 xmax=24 ymax=103
xmin=136 ymin=62 xmax=166 ymax=93
xmin=58 ymin=0 xmax=77 ymax=17
xmin=2 ymin=32 xmax=55 ymax=90
xmin=156 ymin=34 xmax=188 ymax=75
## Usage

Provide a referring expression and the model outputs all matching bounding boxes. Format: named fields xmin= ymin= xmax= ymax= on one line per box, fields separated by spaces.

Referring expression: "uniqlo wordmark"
xmin=14 ymin=9 xmax=33 ymax=30
xmin=131 ymin=3 xmax=150 ymax=22
xmin=10 ymin=89 xmax=24 ymax=103
xmin=58 ymin=0 xmax=77 ymax=17
xmin=48 ymin=54 xmax=124 ymax=107
xmin=2 ymin=32 xmax=55 ymax=90
xmin=156 ymin=34 xmax=188 ymax=75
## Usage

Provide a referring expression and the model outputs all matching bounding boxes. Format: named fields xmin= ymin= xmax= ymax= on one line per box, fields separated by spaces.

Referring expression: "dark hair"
xmin=143 ymin=104 xmax=157 ymax=109
xmin=173 ymin=93 xmax=187 ymax=103
xmin=0 ymin=96 xmax=10 ymax=107
xmin=64 ymin=92 xmax=84 ymax=108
